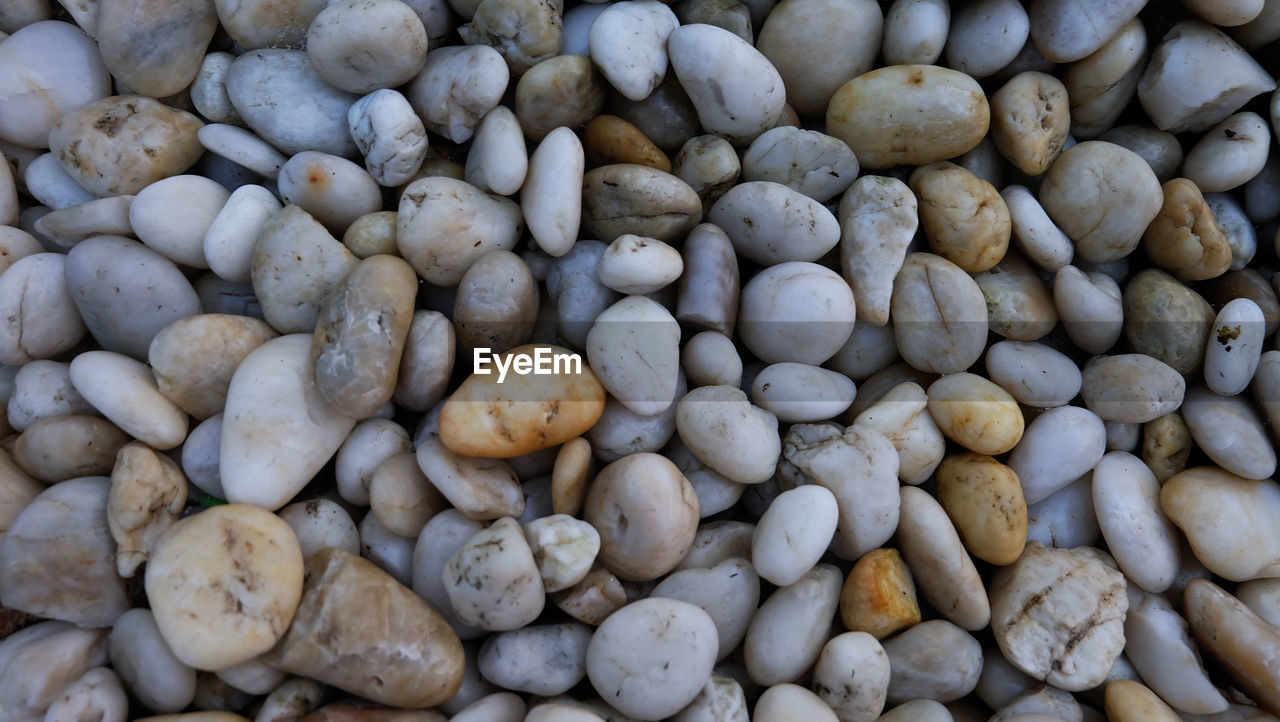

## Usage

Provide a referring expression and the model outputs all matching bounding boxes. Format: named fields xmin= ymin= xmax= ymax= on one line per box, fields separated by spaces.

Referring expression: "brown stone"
xmin=1141 ymin=411 xmax=1192 ymax=483
xmin=909 ymin=161 xmax=1011 ymax=273
xmin=1143 ymin=178 xmax=1232 ymax=281
xmin=1184 ymin=578 xmax=1280 ymax=716
xmin=581 ymin=164 xmax=702 ymax=243
xmin=268 ymin=548 xmax=465 ymax=709
xmin=583 ymin=115 xmax=671 ymax=172
xmin=839 ymin=548 xmax=921 ymax=640
xmin=1205 ymin=268 xmax=1280 ymax=336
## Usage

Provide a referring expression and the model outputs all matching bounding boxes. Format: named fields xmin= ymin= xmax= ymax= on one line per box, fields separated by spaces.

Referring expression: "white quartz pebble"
xmin=305 ymin=0 xmax=429 ymax=94
xmin=198 ymin=124 xmax=288 ymax=179
xmin=277 ymin=499 xmax=360 ymax=562
xmin=226 ymin=49 xmax=360 ymax=158
xmin=589 ymin=1 xmax=679 ymax=101
xmin=1025 ymin=473 xmax=1099 ymax=550
xmin=681 ymin=331 xmax=742 ymax=388
xmin=986 ymin=341 xmax=1082 ymax=408
xmin=751 ymin=485 xmax=838 ymax=586
xmin=897 ymin=486 xmax=990 ymax=631
xmin=108 ymin=609 xmax=196 ymax=714
xmin=348 ymin=89 xmax=429 ymax=187
xmin=946 ymin=0 xmax=1028 ymax=79
xmin=598 ymin=235 xmax=683 ymax=295
xmin=586 ymin=598 xmax=718 ymax=720
xmin=1183 ymin=112 xmax=1270 ymax=192
xmin=1092 ymin=452 xmax=1180 ymax=593
xmin=1002 ymin=185 xmax=1073 ymax=271
xmin=754 ymin=684 xmax=837 ymax=722
xmin=883 ymin=619 xmax=983 ymax=704
xmin=651 ymin=558 xmax=759 ymax=660
xmin=523 ymin=127 xmax=584 ymax=258
xmin=739 ymin=261 xmax=856 ymax=365
xmin=408 ymin=45 xmax=510 ymax=144
xmin=523 ymin=514 xmax=600 ymax=592
xmin=676 ymin=385 xmax=781 ymax=484
xmin=1205 ymin=298 xmax=1266 ymax=396
xmin=882 ymin=0 xmax=949 ymax=65
xmin=750 ymin=363 xmax=856 ymax=423
xmin=587 ymin=296 xmax=680 ymax=416
xmin=1009 ymin=405 xmax=1108 ymax=504
xmin=466 ymin=106 xmax=528 ymax=196
xmin=1028 ymin=0 xmax=1146 ymax=63
xmin=445 ymin=516 xmax=546 ymax=631
xmin=1124 ymin=588 xmax=1229 ymax=715
xmin=710 ymin=181 xmax=841 ymax=265
xmin=743 ymin=564 xmax=842 ymax=685
xmin=1182 ymin=385 xmax=1276 ymax=480
xmin=23 ymin=153 xmax=93 ymax=210
xmin=277 ymin=151 xmax=382 ymax=233
xmin=0 ymin=20 xmax=112 ymax=150
xmin=1080 ymin=354 xmax=1186 ymax=424
xmin=69 ymin=351 xmax=188 ymax=450
xmin=479 ymin=624 xmax=591 ymax=696
xmin=130 ymin=175 xmax=229 ymax=269
xmin=667 ymin=23 xmax=787 ymax=140
xmin=204 ymin=185 xmax=282 ymax=284
xmin=0 ymin=253 xmax=85 ymax=366
xmin=412 ymin=510 xmax=486 ymax=639
xmin=741 ymin=127 xmax=860 ymax=203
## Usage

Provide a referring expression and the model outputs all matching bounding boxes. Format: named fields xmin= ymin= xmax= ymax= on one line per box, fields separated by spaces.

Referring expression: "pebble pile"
xmin=3 ymin=0 xmax=1280 ymax=720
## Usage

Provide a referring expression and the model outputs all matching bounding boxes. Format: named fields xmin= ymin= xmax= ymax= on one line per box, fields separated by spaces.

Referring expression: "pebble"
xmin=743 ymin=563 xmax=842 ymax=685
xmin=750 ymin=362 xmax=855 ymax=422
xmin=226 ymin=49 xmax=359 ymax=158
xmin=1143 ymin=177 xmax=1232 ymax=281
xmin=714 ymin=181 xmax=840 ymax=265
xmin=882 ymin=0 xmax=948 ymax=65
xmin=896 ymin=486 xmax=989 ymax=631
xmin=598 ymin=235 xmax=683 ymax=295
xmin=839 ymin=547 xmax=920 ymax=640
xmin=0 ymin=21 xmax=112 ymax=150
xmin=583 ymin=114 xmax=670 ymax=172
xmin=1184 ymin=579 xmax=1280 ymax=715
xmin=1205 ymin=297 xmax=1266 ymax=395
xmin=220 ymin=335 xmax=357 ymax=510
xmin=946 ymin=0 xmax=1027 ymax=78
xmin=97 ymin=0 xmax=216 ymax=99
xmin=1123 ymin=268 xmax=1216 ymax=375
xmin=49 ymin=95 xmax=204 ymax=197
xmin=69 ymin=350 xmax=188 ymax=449
xmin=278 ymin=499 xmax=360 ymax=561
xmin=190 ymin=53 xmax=240 ymax=126
xmin=270 ymin=548 xmax=463 ymax=708
xmin=410 ymin=46 xmax=510 ymax=144
xmin=130 ymin=175 xmax=228 ymax=268
xmin=750 ymin=484 xmax=837 ymax=586
xmin=148 ymin=313 xmax=277 ymax=421
xmin=523 ymin=127 xmax=583 ymax=257
xmin=8 ymin=360 xmax=95 ymax=431
xmin=1182 ymin=386 xmax=1275 ymax=479
xmin=397 ymin=176 xmax=522 ymax=285
xmin=306 ymin=0 xmax=428 ymax=94
xmin=581 ymin=164 xmax=702 ymax=243
xmin=0 ymin=253 xmax=85 ymax=365
xmin=985 ymin=341 xmax=1081 ymax=408
xmin=515 ymin=55 xmax=605 ymax=142
xmin=444 ymin=516 xmax=546 ymax=631
xmin=1124 ymin=588 xmax=1229 ymax=715
xmin=584 ymin=452 xmax=698 ymax=581
xmin=1079 ymin=354 xmax=1186 ymax=424
xmin=1092 ymin=451 xmax=1180 ymax=593
xmin=740 ymin=127 xmax=858 ymax=203
xmin=676 ymin=385 xmax=780 ymax=484
xmin=754 ymin=684 xmax=836 ymax=722
xmin=891 ymin=252 xmax=989 ymax=374
xmin=1099 ymin=124 xmax=1182 ymax=182
xmin=991 ymin=72 xmax=1070 ymax=175
xmin=107 ymin=442 xmax=186 ymax=577
xmin=1028 ymin=0 xmax=1145 ymax=62
xmin=466 ymin=107 xmax=527 ymax=196
xmin=838 ymin=175 xmax=918 ymax=325
xmin=415 ymin=436 xmax=523 ymax=520
xmin=144 ymin=504 xmax=303 ymax=671
xmin=937 ymin=453 xmax=1027 ymax=565
xmin=827 ymin=64 xmax=989 ymax=169
xmin=883 ymin=619 xmax=982 ymax=704
xmin=668 ymin=24 xmax=786 ymax=140
xmin=926 ymin=373 xmax=1024 ymax=456
xmin=212 ymin=0 xmax=325 ymax=49
xmin=1040 ymin=141 xmax=1162 ymax=263
xmin=588 ymin=1 xmax=678 ymax=102
xmin=1162 ymin=466 xmax=1280 ymax=581
xmin=109 ymin=609 xmax=197 ymax=714
xmin=1007 ymin=405 xmax=1107 ymax=504
xmin=673 ymin=674 xmax=748 ymax=722
xmin=12 ymin=415 xmax=129 ymax=483
xmin=458 ymin=0 xmax=562 ymax=76
xmin=851 ymin=380 xmax=945 ymax=485
xmin=1184 ymin=112 xmax=1270 ymax=193
xmin=1106 ymin=680 xmax=1183 ymax=722
xmin=34 ymin=195 xmax=133 ymax=249
xmin=756 ymin=0 xmax=881 ymax=116
xmin=0 ymin=623 xmax=111 ymax=722
xmin=0 ymin=477 xmax=129 ymax=628
xmin=478 ymin=623 xmax=590 ymax=696
xmin=672 ymin=135 xmax=740 ymax=205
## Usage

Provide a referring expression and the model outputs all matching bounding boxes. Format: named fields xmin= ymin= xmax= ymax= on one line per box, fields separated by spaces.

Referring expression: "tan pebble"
xmin=1161 ymin=466 xmax=1280 ymax=581
xmin=551 ymin=437 xmax=593 ymax=516
xmin=1141 ymin=411 xmax=1192 ymax=483
xmin=1184 ymin=578 xmax=1280 ymax=716
xmin=583 ymin=115 xmax=670 ymax=172
xmin=13 ymin=415 xmax=130 ymax=483
xmin=839 ymin=548 xmax=921 ymax=640
xmin=1143 ymin=178 xmax=1232 ymax=281
xmin=1104 ymin=679 xmax=1182 ymax=721
xmin=149 ymin=314 xmax=278 ymax=420
xmin=580 ymin=164 xmax=702 ymax=243
xmin=515 ymin=54 xmax=606 ymax=142
xmin=926 ymin=373 xmax=1024 ymax=455
xmin=936 ymin=453 xmax=1027 ymax=565
xmin=972 ymin=250 xmax=1059 ymax=342
xmin=108 ymin=442 xmax=187 ymax=578
xmin=341 ymin=212 xmax=398 ymax=259
xmin=990 ymin=71 xmax=1070 ymax=175
xmin=438 ymin=344 xmax=605 ymax=459
xmin=551 ymin=563 xmax=627 ymax=625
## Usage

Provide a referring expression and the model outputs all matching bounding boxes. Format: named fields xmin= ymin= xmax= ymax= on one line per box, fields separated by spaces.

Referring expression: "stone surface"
xmin=97 ymin=0 xmax=217 ymax=98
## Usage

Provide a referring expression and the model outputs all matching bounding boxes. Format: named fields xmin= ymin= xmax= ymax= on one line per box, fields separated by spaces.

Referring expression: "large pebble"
xmin=409 ymin=46 xmax=510 ymax=144
xmin=148 ymin=314 xmax=277 ymax=420
xmin=990 ymin=543 xmax=1128 ymax=691
xmin=515 ymin=55 xmax=605 ymax=142
xmin=1124 ymin=588 xmax=1229 ymax=715
xmin=838 ymin=175 xmax=917 ymax=325
xmin=0 ymin=477 xmax=129 ymax=628
xmin=1080 ymin=354 xmax=1186 ymax=424
xmin=204 ymin=185 xmax=282 ymax=284
xmin=220 ymin=335 xmax=357 ymax=510
xmin=130 ymin=175 xmax=228 ymax=269
xmin=1028 ymin=0 xmax=1146 ymax=62
xmin=226 ymin=49 xmax=359 ymax=158
xmin=97 ymin=0 xmax=217 ymax=98
xmin=1162 ymin=466 xmax=1280 ymax=581
xmin=0 ymin=21 xmax=111 ymax=150
xmin=1008 ymin=405 xmax=1107 ymax=504
xmin=891 ymin=252 xmax=988 ymax=373
xmin=349 ymin=90 xmax=428 ymax=188
xmin=305 ymin=0 xmax=429 ymax=94
xmin=911 ymin=160 xmax=1010 ymax=273
xmin=1039 ymin=141 xmax=1162 ymax=263
xmin=883 ymin=620 xmax=982 ymax=704
xmin=277 ymin=152 xmax=381 ymax=233
xmin=738 ymin=261 xmax=855 ymax=365
xmin=1143 ymin=178 xmax=1232 ymax=281
xmin=212 ymin=0 xmax=326 ymax=49
xmin=1054 ymin=265 xmax=1123 ymax=354
xmin=1093 ymin=451 xmax=1180 ymax=593
xmin=937 ymin=453 xmax=1027 ymax=565
xmin=438 ymin=344 xmax=605 ymax=458
xmin=752 ymin=485 xmax=838 ymax=586
xmin=586 ymin=598 xmax=718 ymax=721
xmin=851 ymin=381 xmax=946 ymax=485
xmin=667 ymin=23 xmax=786 ymax=139
xmin=1184 ymin=579 xmax=1280 ymax=715
xmin=65 ymin=236 xmax=200 ymax=360
xmin=741 ymin=127 xmax=859 ymax=203
xmin=444 ymin=516 xmax=545 ymax=630
xmin=811 ymin=632 xmax=889 ymax=721
xmin=585 ymin=452 xmax=699 ymax=581
xmin=145 ymin=504 xmax=303 ymax=671
xmin=839 ymin=548 xmax=921 ymax=640
xmin=756 ymin=0 xmax=881 ymax=116
xmin=827 ymin=65 xmax=989 ymax=169
xmin=709 ymin=181 xmax=839 ymax=265
xmin=896 ymin=486 xmax=989 ymax=631
xmin=588 ymin=1 xmax=678 ymax=101
xmin=397 ymin=176 xmax=522 ymax=285
xmin=108 ymin=609 xmax=197 ymax=713
xmin=1123 ymin=269 xmax=1215 ymax=376
xmin=882 ymin=0 xmax=949 ymax=65
xmin=926 ymin=373 xmax=1024 ymax=456
xmin=414 ymin=436 xmax=522 ymax=521
xmin=0 ymin=253 xmax=85 ymax=366
xmin=458 ymin=0 xmax=562 ymax=76
xmin=69 ymin=350 xmax=187 ymax=450
xmin=587 ymin=296 xmax=680 ymax=416
xmin=523 ymin=127 xmax=582 ymax=257
xmin=581 ymin=164 xmax=702 ymax=243
xmin=12 ymin=415 xmax=130 ymax=483
xmin=1205 ymin=297 xmax=1266 ymax=395
xmin=750 ymin=363 xmax=855 ymax=423
xmin=268 ymin=548 xmax=463 ymax=708
xmin=478 ymin=624 xmax=590 ymax=696
xmin=651 ymin=558 xmax=758 ymax=660
xmin=985 ymin=341 xmax=1082 ymax=408
xmin=251 ymin=206 xmax=358 ymax=334
xmin=946 ymin=0 xmax=1027 ymax=78
xmin=49 ymin=96 xmax=204 ymax=197
xmin=676 ymin=385 xmax=780 ymax=484
xmin=754 ymin=684 xmax=836 ymax=722
xmin=744 ymin=564 xmax=842 ymax=685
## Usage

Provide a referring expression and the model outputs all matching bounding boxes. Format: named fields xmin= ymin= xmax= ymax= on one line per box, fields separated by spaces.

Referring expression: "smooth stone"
xmin=149 ymin=314 xmax=277 ymax=420
xmin=453 ymin=248 xmax=537 ymax=352
xmin=0 ymin=253 xmax=85 ymax=366
xmin=839 ymin=548 xmax=921 ymax=640
xmin=145 ymin=504 xmax=303 ymax=670
xmin=1025 ymin=473 xmax=1100 ymax=549
xmin=985 ymin=341 xmax=1082 ymax=408
xmin=1080 ymin=354 xmax=1186 ymax=424
xmin=883 ymin=620 xmax=982 ymax=704
xmin=97 ymin=0 xmax=217 ymax=98
xmin=896 ymin=486 xmax=990 ymax=631
xmin=751 ymin=363 xmax=855 ymax=423
xmin=458 ymin=0 xmax=562 ymax=76
xmin=1184 ymin=112 xmax=1270 ymax=192
xmin=1205 ymin=193 xmax=1257 ymax=270
xmin=946 ymin=0 xmax=1026 ymax=77
xmin=651 ymin=558 xmax=758 ymax=661
xmin=523 ymin=127 xmax=583 ymax=257
xmin=827 ymin=65 xmax=989 ymax=169
xmin=311 ymin=255 xmax=417 ymax=418
xmin=268 ymin=548 xmax=464 ymax=708
xmin=673 ymin=135 xmax=740 ymax=204
xmin=876 ymin=699 xmax=952 ymax=722
xmin=0 ymin=21 xmax=112 ymax=149
xmin=1008 ymin=405 xmax=1107 ymax=504
xmin=397 ymin=176 xmax=522 ymax=286
xmin=972 ymin=250 xmax=1058 ymax=342
xmin=586 ymin=598 xmax=718 ymax=721
xmin=444 ymin=517 xmax=546 ymax=631
xmin=586 ymin=296 xmax=680 ymax=416
xmin=754 ymin=684 xmax=836 ymax=722
xmin=411 ymin=510 xmax=487 ymax=640
xmin=1205 ymin=297 xmax=1265 ymax=395
xmin=190 ymin=52 xmax=240 ymax=126
xmin=672 ymin=674 xmax=748 ymax=722
xmin=277 ymin=152 xmax=381 ymax=233
xmin=8 ymin=360 xmax=95 ymax=431
xmin=394 ymin=310 xmax=455 ymax=413
xmin=220 ymin=335 xmax=357 ymax=510
xmin=278 ymin=498 xmax=360 ymax=561
xmin=709 ymin=180 xmax=840 ymax=265
xmin=1142 ymin=411 xmax=1192 ymax=483
xmin=438 ymin=344 xmax=604 ymax=458
xmin=359 ymin=506 xmax=418 ymax=585
xmin=926 ymin=373 xmax=1023 ymax=456
xmin=851 ymin=381 xmax=946 ymax=485
xmin=212 ymin=0 xmax=326 ymax=49
xmin=252 ymin=206 xmax=357 ymax=333
xmin=225 ymin=49 xmax=359 ymax=158
xmin=561 ymin=3 xmax=608 ymax=55
xmin=478 ymin=624 xmax=589 ymax=696
xmin=1162 ymin=466 xmax=1280 ymax=581
xmin=1098 ymin=124 xmax=1182 ymax=182
xmin=585 ymin=452 xmax=699 ymax=581
xmin=1055 ymin=265 xmax=1123 ymax=354
xmin=514 ymin=54 xmax=605 ymax=142
xmin=524 ymin=515 xmax=600 ymax=592
xmin=49 ymin=96 xmax=203 ymax=197
xmin=1123 ymin=269 xmax=1215 ymax=376
xmin=342 ymin=212 xmax=400 ymax=259
xmin=1002 ymin=185 xmax=1073 ymax=270
xmin=583 ymin=114 xmax=671 ymax=172
xmin=109 ymin=609 xmax=197 ymax=714
xmin=12 ymin=416 xmax=129 ymax=483
xmin=1092 ymin=451 xmax=1180 ymax=592
xmin=838 ymin=175 xmax=917 ymax=325
xmin=990 ymin=72 xmax=1069 ymax=175
xmin=672 ymin=520 xmax=755 ymax=572
xmin=306 ymin=0 xmax=428 ymax=94
xmin=937 ymin=453 xmax=1027 ymax=566
xmin=738 ymin=261 xmax=855 ymax=365
xmin=882 ymin=0 xmax=949 ymax=65
xmin=891 ymin=253 xmax=988 ymax=374
xmin=752 ymin=485 xmax=838 ymax=586
xmin=0 ymin=623 xmax=110 ymax=722
xmin=811 ymin=632 xmax=890 ymax=721
xmin=588 ymin=1 xmax=678 ymax=101
xmin=1124 ymin=588 xmax=1229 ymax=715
xmin=756 ymin=0 xmax=882 ymax=116
xmin=409 ymin=46 xmax=509 ymax=144
xmin=676 ymin=385 xmax=781 ymax=484
xmin=1028 ymin=0 xmax=1147 ymax=62
xmin=667 ymin=23 xmax=786 ymax=139
xmin=131 ymin=175 xmax=229 ymax=269
xmin=204 ymin=185 xmax=282 ymax=283
xmin=106 ymin=440 xmax=185 ymax=574
xmin=598 ymin=235 xmax=683 ymax=295
xmin=1106 ymin=680 xmax=1184 ymax=722
xmin=0 ymin=477 xmax=128 ymax=627
xmin=581 ymin=164 xmax=702 ymax=243
xmin=33 ymin=195 xmax=133 ymax=249
xmin=991 ymin=544 xmax=1128 ymax=691
xmin=1184 ymin=579 xmax=1280 ymax=715
xmin=1040 ymin=141 xmax=1162 ymax=264
xmin=197 ymin=124 xmax=285 ymax=179
xmin=744 ymin=564 xmax=843 ymax=685
xmin=1182 ymin=386 xmax=1275 ymax=480
xmin=65 ymin=236 xmax=200 ymax=359
xmin=414 ymin=436 xmax=522 ymax=521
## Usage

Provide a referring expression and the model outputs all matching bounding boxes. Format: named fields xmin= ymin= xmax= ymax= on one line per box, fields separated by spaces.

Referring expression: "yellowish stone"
xmin=937 ymin=453 xmax=1027 ymax=565
xmin=839 ymin=548 xmax=921 ymax=640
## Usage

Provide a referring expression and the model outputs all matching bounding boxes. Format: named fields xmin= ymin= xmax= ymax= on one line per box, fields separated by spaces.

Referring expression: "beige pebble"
xmin=369 ymin=453 xmax=447 ymax=538
xmin=1064 ymin=19 xmax=1147 ymax=139
xmin=444 ymin=517 xmax=546 ymax=631
xmin=1162 ymin=466 xmax=1280 ymax=581
xmin=1184 ymin=579 xmax=1280 ymax=716
xmin=937 ymin=453 xmax=1027 ymax=566
xmin=990 ymin=71 xmax=1069 ymax=175
xmin=12 ymin=415 xmax=129 ymax=483
xmin=584 ymin=452 xmax=698 ymax=582
xmin=926 ymin=373 xmax=1024 ymax=456
xmin=891 ymin=253 xmax=988 ymax=374
xmin=897 ymin=486 xmax=990 ymax=631
xmin=415 ymin=437 xmax=523 ymax=520
xmin=108 ymin=442 xmax=186 ymax=578
xmin=1123 ymin=268 xmax=1215 ymax=376
xmin=910 ymin=161 xmax=1010 ymax=272
xmin=839 ymin=548 xmax=921 ymax=640
xmin=149 ymin=314 xmax=278 ymax=420
xmin=1143 ymin=178 xmax=1232 ymax=281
